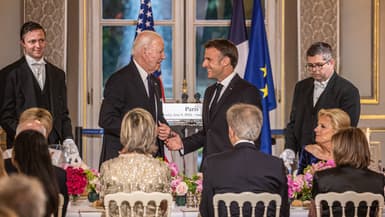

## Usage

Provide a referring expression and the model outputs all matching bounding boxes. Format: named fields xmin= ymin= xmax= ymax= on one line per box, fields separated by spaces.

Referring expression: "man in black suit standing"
xmin=166 ymin=39 xmax=261 ymax=167
xmin=200 ymin=103 xmax=289 ymax=217
xmin=281 ymin=42 xmax=360 ymax=167
xmin=0 ymin=21 xmax=76 ymax=150
xmin=99 ymin=31 xmax=171 ymax=164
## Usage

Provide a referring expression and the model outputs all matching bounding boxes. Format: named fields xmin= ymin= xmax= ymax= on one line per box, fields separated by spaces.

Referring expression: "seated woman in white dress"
xmin=100 ymin=108 xmax=171 ymax=217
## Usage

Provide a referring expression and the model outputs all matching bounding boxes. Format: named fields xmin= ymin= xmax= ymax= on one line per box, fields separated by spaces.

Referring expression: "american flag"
xmin=135 ymin=0 xmax=155 ymax=36
xmin=135 ymin=0 xmax=171 ymax=162
xmin=135 ymin=0 xmax=165 ymax=100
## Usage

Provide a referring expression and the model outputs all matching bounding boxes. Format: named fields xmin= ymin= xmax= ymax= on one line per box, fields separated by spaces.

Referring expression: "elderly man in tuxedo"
xmin=0 ymin=21 xmax=77 ymax=152
xmin=99 ymin=30 xmax=171 ymax=164
xmin=199 ymin=103 xmax=289 ymax=217
xmin=281 ymin=42 xmax=360 ymax=167
xmin=166 ymin=39 xmax=261 ymax=168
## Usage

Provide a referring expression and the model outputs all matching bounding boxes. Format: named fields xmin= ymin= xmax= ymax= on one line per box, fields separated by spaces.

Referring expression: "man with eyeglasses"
xmin=281 ymin=42 xmax=360 ymax=170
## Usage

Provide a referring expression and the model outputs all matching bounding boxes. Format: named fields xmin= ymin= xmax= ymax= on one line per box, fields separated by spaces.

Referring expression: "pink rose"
xmin=175 ymin=181 xmax=188 ymax=196
xmin=168 ymin=162 xmax=179 ymax=177
xmin=171 ymin=177 xmax=182 ymax=190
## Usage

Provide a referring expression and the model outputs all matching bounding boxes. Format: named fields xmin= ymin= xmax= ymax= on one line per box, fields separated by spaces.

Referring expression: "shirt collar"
xmin=25 ymin=54 xmax=46 ymax=65
xmin=218 ymin=72 xmax=236 ymax=90
xmin=233 ymin=139 xmax=254 ymax=146
xmin=314 ymin=75 xmax=332 ymax=88
xmin=133 ymin=58 xmax=150 ymax=83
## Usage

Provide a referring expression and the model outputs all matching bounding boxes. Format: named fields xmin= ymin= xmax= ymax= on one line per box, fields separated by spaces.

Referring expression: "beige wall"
xmin=0 ymin=0 xmax=79 ymax=138
xmin=0 ymin=0 xmax=23 ymax=69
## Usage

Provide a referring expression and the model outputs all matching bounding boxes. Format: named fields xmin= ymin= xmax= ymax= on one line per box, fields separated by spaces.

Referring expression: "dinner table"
xmin=65 ymin=199 xmax=310 ymax=217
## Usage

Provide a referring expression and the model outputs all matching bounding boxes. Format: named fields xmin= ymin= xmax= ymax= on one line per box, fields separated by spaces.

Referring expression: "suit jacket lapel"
xmin=203 ymin=84 xmax=216 ymax=124
xmin=209 ymin=74 xmax=239 ymax=120
xmin=45 ymin=63 xmax=56 ymax=117
xmin=19 ymin=58 xmax=37 ymax=107
xmin=129 ymin=61 xmax=149 ymax=99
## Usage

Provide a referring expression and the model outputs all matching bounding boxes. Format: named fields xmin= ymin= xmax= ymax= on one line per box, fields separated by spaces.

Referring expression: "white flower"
xmin=175 ymin=181 xmax=188 ymax=196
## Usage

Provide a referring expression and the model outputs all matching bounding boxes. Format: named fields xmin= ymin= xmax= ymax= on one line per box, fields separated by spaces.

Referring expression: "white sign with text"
xmin=163 ymin=103 xmax=202 ymax=121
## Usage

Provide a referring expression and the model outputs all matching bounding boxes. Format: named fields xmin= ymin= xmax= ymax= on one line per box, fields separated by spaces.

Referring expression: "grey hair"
xmin=226 ymin=103 xmax=263 ymax=141
xmin=0 ymin=174 xmax=46 ymax=217
xmin=132 ymin=30 xmax=163 ymax=56
xmin=306 ymin=42 xmax=333 ymax=61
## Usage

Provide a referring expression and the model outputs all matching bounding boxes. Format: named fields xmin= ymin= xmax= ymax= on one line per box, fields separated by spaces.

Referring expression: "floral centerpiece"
xmin=167 ymin=162 xmax=203 ymax=207
xmin=66 ymin=166 xmax=100 ymax=202
xmin=168 ymin=162 xmax=203 ymax=195
xmin=287 ymin=160 xmax=335 ymax=205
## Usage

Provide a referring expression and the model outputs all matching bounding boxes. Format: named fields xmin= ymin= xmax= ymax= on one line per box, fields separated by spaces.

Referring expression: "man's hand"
xmin=280 ymin=148 xmax=296 ymax=173
xmin=158 ymin=122 xmax=171 ymax=140
xmin=165 ymin=132 xmax=183 ymax=150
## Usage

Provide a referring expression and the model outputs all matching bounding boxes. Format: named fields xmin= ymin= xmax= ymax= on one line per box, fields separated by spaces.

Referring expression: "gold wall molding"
xmin=298 ymin=0 xmax=379 ymax=104
xmin=298 ymin=0 xmax=338 ymax=79
xmin=360 ymin=115 xmax=385 ymax=120
xmin=359 ymin=0 xmax=380 ymax=104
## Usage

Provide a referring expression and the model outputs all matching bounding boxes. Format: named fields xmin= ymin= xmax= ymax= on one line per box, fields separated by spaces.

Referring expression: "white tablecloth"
xmin=66 ymin=199 xmax=199 ymax=217
xmin=66 ymin=199 xmax=311 ymax=217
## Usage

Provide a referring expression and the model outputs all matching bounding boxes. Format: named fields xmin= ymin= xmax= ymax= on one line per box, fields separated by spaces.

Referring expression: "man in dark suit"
xmin=0 ymin=21 xmax=75 ymax=148
xmin=281 ymin=42 xmax=360 ymax=167
xmin=199 ymin=103 xmax=289 ymax=217
xmin=99 ymin=30 xmax=171 ymax=164
xmin=166 ymin=39 xmax=261 ymax=167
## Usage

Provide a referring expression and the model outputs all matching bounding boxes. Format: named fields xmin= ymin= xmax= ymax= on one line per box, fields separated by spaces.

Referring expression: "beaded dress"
xmin=100 ymin=153 xmax=171 ymax=217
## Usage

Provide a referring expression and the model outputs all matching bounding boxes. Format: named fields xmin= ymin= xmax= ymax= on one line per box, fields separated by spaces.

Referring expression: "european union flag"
xmin=244 ymin=0 xmax=277 ymax=154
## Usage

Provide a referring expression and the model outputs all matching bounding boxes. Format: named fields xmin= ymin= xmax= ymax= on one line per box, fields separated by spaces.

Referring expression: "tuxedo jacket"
xmin=200 ymin=142 xmax=289 ymax=217
xmin=0 ymin=57 xmax=73 ymax=147
xmin=183 ymin=74 xmax=261 ymax=166
xmin=285 ymin=72 xmax=360 ymax=153
xmin=99 ymin=60 xmax=167 ymax=164
xmin=4 ymin=159 xmax=69 ymax=217
xmin=312 ymin=166 xmax=385 ymax=217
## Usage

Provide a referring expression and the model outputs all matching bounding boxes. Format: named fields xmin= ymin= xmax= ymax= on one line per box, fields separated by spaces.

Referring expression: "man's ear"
xmin=228 ymin=126 xmax=235 ymax=139
xmin=221 ymin=56 xmax=231 ymax=66
xmin=20 ymin=39 xmax=25 ymax=48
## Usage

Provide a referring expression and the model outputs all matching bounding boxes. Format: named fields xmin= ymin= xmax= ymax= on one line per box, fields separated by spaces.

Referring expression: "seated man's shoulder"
xmin=206 ymin=150 xmax=234 ymax=162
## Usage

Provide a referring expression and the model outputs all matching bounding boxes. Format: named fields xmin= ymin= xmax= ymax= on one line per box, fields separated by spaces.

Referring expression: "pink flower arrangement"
xmin=287 ymin=160 xmax=335 ymax=201
xmin=167 ymin=162 xmax=203 ymax=195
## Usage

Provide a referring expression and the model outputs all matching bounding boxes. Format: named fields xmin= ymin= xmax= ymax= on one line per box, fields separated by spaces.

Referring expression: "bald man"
xmin=99 ymin=30 xmax=171 ymax=164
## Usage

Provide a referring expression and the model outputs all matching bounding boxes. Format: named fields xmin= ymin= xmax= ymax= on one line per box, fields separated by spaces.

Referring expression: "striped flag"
xmin=135 ymin=0 xmax=171 ymax=162
xmin=244 ymin=0 xmax=277 ymax=154
xmin=135 ymin=0 xmax=166 ymax=101
xmin=228 ymin=0 xmax=249 ymax=78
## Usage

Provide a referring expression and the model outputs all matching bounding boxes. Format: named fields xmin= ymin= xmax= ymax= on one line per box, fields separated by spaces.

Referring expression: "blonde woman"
xmin=100 ymin=108 xmax=171 ymax=217
xmin=297 ymin=108 xmax=350 ymax=174
xmin=310 ymin=128 xmax=385 ymax=217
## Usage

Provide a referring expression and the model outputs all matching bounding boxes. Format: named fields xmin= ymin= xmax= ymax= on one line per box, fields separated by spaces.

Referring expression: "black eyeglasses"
xmin=305 ymin=60 xmax=330 ymax=70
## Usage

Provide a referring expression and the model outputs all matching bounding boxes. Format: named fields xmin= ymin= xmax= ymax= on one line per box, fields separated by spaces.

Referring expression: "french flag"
xmin=228 ymin=0 xmax=248 ymax=78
